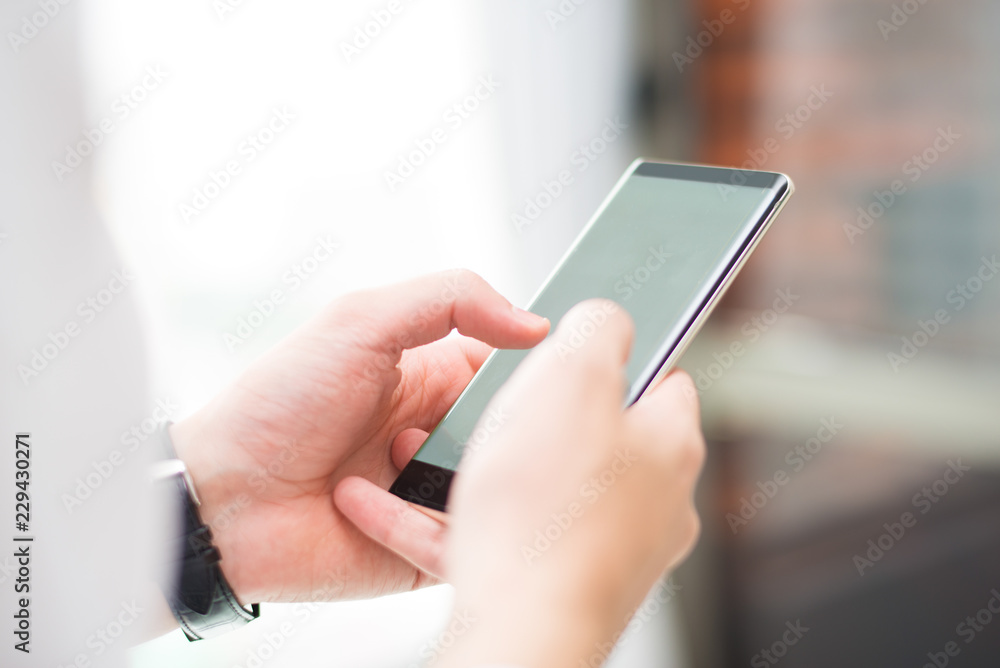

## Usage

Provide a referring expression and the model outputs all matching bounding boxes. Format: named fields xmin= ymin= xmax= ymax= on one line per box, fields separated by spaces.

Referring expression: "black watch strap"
xmin=152 ymin=424 xmax=260 ymax=641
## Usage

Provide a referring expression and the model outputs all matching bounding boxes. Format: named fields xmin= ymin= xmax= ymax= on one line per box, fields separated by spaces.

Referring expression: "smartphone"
xmin=390 ymin=160 xmax=793 ymax=511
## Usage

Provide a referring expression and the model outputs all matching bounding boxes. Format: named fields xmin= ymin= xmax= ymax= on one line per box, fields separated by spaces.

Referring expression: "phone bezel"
xmin=390 ymin=160 xmax=794 ymax=511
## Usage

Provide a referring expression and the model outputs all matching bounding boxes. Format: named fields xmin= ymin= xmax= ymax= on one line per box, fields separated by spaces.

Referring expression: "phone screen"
xmin=393 ymin=162 xmax=789 ymax=507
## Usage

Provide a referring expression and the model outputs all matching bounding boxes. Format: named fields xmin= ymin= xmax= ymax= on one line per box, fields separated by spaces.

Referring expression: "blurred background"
xmin=61 ymin=0 xmax=1000 ymax=665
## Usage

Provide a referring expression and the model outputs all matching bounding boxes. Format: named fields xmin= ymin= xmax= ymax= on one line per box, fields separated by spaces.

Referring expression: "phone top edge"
xmin=633 ymin=158 xmax=793 ymax=192
xmin=522 ymin=160 xmax=789 ymax=319
xmin=779 ymin=172 xmax=796 ymax=195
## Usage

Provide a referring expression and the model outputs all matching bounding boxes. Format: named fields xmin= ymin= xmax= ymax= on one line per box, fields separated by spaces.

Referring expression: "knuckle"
xmin=636 ymin=418 xmax=705 ymax=480
xmin=683 ymin=509 xmax=702 ymax=549
xmin=333 ymin=287 xmax=377 ymax=314
xmin=654 ymin=411 xmax=705 ymax=475
xmin=325 ymin=290 xmax=368 ymax=324
xmin=442 ymin=268 xmax=480 ymax=295
xmin=680 ymin=428 xmax=707 ymax=476
xmin=673 ymin=371 xmax=700 ymax=411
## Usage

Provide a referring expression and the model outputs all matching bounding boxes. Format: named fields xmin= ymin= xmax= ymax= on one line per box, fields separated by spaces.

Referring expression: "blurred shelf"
xmin=679 ymin=314 xmax=1000 ymax=460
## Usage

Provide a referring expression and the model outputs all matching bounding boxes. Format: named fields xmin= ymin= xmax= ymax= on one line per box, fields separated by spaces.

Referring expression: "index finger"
xmin=333 ymin=269 xmax=550 ymax=357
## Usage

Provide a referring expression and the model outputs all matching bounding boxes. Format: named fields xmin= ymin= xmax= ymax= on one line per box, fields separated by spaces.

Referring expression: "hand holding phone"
xmin=431 ymin=301 xmax=706 ymax=668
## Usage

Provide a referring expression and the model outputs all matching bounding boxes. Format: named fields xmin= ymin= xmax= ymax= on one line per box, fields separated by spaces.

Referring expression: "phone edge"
xmin=635 ymin=171 xmax=795 ymax=398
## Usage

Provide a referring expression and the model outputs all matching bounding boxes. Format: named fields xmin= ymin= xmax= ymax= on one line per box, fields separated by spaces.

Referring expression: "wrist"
xmin=154 ymin=421 xmax=261 ymax=640
xmin=167 ymin=416 xmax=253 ymax=602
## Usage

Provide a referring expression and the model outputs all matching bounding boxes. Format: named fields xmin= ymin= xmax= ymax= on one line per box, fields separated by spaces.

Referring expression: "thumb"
xmin=334 ymin=476 xmax=447 ymax=581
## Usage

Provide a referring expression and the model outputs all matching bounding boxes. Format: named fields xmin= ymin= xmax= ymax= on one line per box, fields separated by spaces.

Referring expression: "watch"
xmin=150 ymin=424 xmax=260 ymax=640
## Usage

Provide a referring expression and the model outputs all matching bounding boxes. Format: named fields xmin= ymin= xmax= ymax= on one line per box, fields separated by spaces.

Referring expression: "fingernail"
xmin=512 ymin=305 xmax=547 ymax=326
